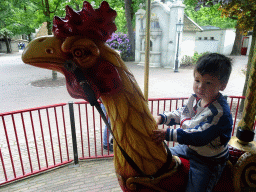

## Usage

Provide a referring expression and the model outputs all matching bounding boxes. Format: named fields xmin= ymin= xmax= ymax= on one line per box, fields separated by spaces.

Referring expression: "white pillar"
xmin=166 ymin=0 xmax=185 ymax=68
xmin=135 ymin=7 xmax=146 ymax=63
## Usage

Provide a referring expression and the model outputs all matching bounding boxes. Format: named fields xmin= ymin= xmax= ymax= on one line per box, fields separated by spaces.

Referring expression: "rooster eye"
xmin=73 ymin=49 xmax=83 ymax=57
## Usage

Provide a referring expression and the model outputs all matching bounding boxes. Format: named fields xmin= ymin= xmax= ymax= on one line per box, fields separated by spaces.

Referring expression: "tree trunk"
xmin=44 ymin=0 xmax=56 ymax=80
xmin=230 ymin=26 xmax=243 ymax=56
xmin=4 ymin=36 xmax=12 ymax=53
xmin=45 ymin=0 xmax=52 ymax=36
xmin=124 ymin=0 xmax=135 ymax=59
xmin=28 ymin=33 xmax=32 ymax=42
xmin=239 ymin=18 xmax=256 ymax=112
xmin=46 ymin=20 xmax=52 ymax=35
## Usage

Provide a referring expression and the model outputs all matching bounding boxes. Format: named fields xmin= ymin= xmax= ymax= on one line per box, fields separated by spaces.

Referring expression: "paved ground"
xmin=0 ymin=52 xmax=250 ymax=191
xmin=0 ymin=158 xmax=121 ymax=192
xmin=0 ymin=52 xmax=247 ymax=113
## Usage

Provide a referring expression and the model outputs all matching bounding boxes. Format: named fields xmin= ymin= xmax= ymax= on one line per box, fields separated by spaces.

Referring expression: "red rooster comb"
xmin=52 ymin=1 xmax=117 ymax=42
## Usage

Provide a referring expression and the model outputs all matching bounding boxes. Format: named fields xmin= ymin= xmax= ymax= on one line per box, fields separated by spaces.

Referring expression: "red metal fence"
xmin=0 ymin=96 xmax=255 ymax=186
xmin=0 ymin=103 xmax=73 ymax=185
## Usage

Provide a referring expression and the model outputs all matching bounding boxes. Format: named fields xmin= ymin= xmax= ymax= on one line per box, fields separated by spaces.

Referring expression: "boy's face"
xmin=193 ymin=70 xmax=226 ymax=104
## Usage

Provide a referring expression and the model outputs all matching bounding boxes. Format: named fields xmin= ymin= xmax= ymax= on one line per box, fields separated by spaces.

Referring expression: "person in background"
xmin=101 ymin=103 xmax=113 ymax=152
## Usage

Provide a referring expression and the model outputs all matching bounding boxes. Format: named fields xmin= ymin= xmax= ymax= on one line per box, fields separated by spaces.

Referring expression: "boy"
xmin=152 ymin=53 xmax=233 ymax=192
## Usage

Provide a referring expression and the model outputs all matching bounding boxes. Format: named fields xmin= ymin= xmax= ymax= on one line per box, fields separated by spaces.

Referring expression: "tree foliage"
xmin=0 ymin=0 xmax=144 ymax=40
xmin=0 ymin=1 xmax=13 ymax=28
xmin=0 ymin=0 xmax=142 ymax=56
xmin=8 ymin=1 xmax=40 ymax=41
xmin=0 ymin=28 xmax=13 ymax=53
xmin=219 ymin=0 xmax=256 ymax=33
xmin=31 ymin=0 xmax=63 ymax=35
xmin=0 ymin=1 xmax=18 ymax=52
xmin=184 ymin=0 xmax=236 ymax=28
xmin=198 ymin=0 xmax=256 ymax=109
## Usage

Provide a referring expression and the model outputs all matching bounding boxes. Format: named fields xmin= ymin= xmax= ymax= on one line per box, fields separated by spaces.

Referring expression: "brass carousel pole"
xmin=229 ymin=43 xmax=256 ymax=191
xmin=144 ymin=0 xmax=151 ymax=101
xmin=229 ymin=46 xmax=256 ymax=152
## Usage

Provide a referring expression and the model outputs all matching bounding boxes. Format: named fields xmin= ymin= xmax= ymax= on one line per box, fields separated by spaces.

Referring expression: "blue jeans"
xmin=100 ymin=104 xmax=111 ymax=146
xmin=103 ymin=123 xmax=111 ymax=146
xmin=170 ymin=145 xmax=226 ymax=192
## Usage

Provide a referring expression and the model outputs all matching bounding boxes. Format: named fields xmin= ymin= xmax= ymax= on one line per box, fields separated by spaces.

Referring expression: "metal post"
xmin=174 ymin=31 xmax=180 ymax=73
xmin=144 ymin=0 xmax=151 ymax=101
xmin=52 ymin=70 xmax=57 ymax=80
xmin=68 ymin=102 xmax=79 ymax=165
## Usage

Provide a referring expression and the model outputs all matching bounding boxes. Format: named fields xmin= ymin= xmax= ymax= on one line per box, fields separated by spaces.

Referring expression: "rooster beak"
xmin=22 ymin=36 xmax=68 ymax=73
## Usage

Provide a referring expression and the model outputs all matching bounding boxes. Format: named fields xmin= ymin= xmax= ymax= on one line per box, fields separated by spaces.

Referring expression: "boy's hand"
xmin=154 ymin=115 xmax=162 ymax=125
xmin=151 ymin=129 xmax=167 ymax=144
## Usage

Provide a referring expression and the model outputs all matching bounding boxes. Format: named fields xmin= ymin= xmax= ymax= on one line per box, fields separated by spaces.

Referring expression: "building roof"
xmin=200 ymin=26 xmax=221 ymax=30
xmin=35 ymin=22 xmax=48 ymax=38
xmin=183 ymin=15 xmax=203 ymax=32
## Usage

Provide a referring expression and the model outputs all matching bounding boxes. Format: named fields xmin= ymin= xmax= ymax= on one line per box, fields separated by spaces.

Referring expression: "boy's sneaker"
xmin=103 ymin=144 xmax=113 ymax=152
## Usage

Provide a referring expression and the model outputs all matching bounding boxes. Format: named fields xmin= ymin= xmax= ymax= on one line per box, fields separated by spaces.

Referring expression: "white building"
xmin=134 ymin=0 xmax=248 ymax=68
xmin=195 ymin=26 xmax=236 ymax=55
xmin=135 ymin=0 xmax=200 ymax=68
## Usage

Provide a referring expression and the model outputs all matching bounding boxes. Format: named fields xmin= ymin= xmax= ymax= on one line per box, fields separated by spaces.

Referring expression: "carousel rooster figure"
xmin=22 ymin=1 xmax=256 ymax=192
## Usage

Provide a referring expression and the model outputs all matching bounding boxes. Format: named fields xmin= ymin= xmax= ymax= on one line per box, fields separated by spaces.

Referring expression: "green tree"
xmin=0 ymin=1 xmax=42 ymax=51
xmin=0 ymin=28 xmax=13 ymax=53
xmin=35 ymin=0 xmax=63 ymax=35
xmin=184 ymin=0 xmax=236 ymax=29
xmin=220 ymin=0 xmax=256 ymax=110
xmin=184 ymin=1 xmax=242 ymax=56
xmin=0 ymin=1 xmax=15 ymax=53
xmin=124 ymin=0 xmax=134 ymax=57
xmin=219 ymin=0 xmax=256 ymax=56
xmin=34 ymin=0 xmax=63 ymax=80
xmin=198 ymin=0 xmax=256 ymax=111
xmin=184 ymin=0 xmax=244 ymax=56
xmin=1 ymin=0 xmax=143 ymax=56
xmin=8 ymin=1 xmax=40 ymax=42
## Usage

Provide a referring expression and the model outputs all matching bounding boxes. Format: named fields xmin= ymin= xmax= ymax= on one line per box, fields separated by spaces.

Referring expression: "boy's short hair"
xmin=195 ymin=53 xmax=232 ymax=84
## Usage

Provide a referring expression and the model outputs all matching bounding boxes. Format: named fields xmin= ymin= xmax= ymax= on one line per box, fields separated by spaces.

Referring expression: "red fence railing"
xmin=0 ymin=103 xmax=73 ymax=185
xmin=0 ymin=96 xmax=254 ymax=186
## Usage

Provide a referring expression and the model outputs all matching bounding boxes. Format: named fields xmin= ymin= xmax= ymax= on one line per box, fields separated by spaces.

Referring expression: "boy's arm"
xmin=158 ymin=108 xmax=183 ymax=126
xmin=165 ymin=113 xmax=233 ymax=146
xmin=158 ymin=95 xmax=195 ymax=126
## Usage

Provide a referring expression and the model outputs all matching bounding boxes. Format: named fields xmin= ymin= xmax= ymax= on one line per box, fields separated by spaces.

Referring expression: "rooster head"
xmin=22 ymin=1 xmax=122 ymax=101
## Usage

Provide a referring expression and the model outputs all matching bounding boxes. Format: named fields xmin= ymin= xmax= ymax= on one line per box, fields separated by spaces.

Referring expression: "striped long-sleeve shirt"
xmin=159 ymin=93 xmax=233 ymax=161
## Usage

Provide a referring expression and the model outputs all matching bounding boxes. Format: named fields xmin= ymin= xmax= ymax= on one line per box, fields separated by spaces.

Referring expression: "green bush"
xmin=180 ymin=55 xmax=194 ymax=67
xmin=192 ymin=51 xmax=211 ymax=63
xmin=180 ymin=51 xmax=211 ymax=67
